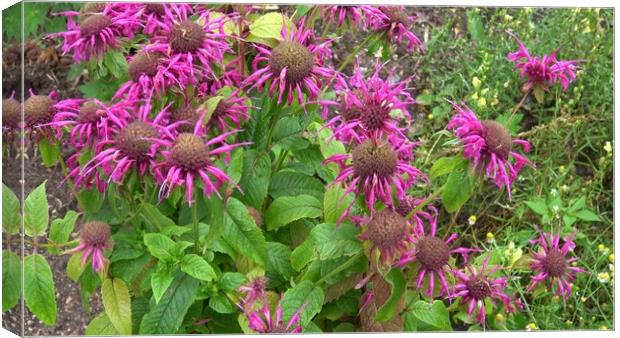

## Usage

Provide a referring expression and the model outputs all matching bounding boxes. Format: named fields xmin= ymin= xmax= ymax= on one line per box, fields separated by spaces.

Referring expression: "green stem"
xmin=316 ymin=252 xmax=363 ymax=286
xmin=191 ymin=197 xmax=200 ymax=254
xmin=508 ymin=89 xmax=531 ymax=122
xmin=405 ymin=186 xmax=444 ymax=220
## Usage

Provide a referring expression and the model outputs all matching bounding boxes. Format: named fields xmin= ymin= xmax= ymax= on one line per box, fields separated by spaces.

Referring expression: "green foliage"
xmin=2 ymin=184 xmax=20 ymax=235
xmin=2 ymin=250 xmax=21 ymax=312
xmin=24 ymin=181 xmax=49 ymax=238
xmin=24 ymin=254 xmax=57 ymax=325
xmin=102 ymin=278 xmax=132 ymax=335
xmin=265 ymin=195 xmax=322 ymax=230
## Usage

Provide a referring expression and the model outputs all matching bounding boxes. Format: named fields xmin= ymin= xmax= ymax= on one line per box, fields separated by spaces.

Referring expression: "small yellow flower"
xmin=580 ymin=296 xmax=588 ymax=302
xmin=604 ymin=141 xmax=612 ymax=154
xmin=596 ymin=272 xmax=610 ymax=284
xmin=490 ymin=97 xmax=499 ymax=106
xmin=472 ymin=76 xmax=482 ymax=89
xmin=472 ymin=92 xmax=479 ymax=100
xmin=598 ymin=244 xmax=610 ymax=255
xmin=608 ymin=253 xmax=614 ymax=263
xmin=496 ymin=313 xmax=505 ymax=322
xmin=427 ymin=113 xmax=434 ymax=120
xmin=486 ymin=232 xmax=494 ymax=243
xmin=559 ymin=165 xmax=566 ymax=173
xmin=565 ymin=320 xmax=573 ymax=325
xmin=504 ymin=14 xmax=513 ymax=22
xmin=503 ymin=80 xmax=511 ymax=88
xmin=477 ymin=97 xmax=487 ymax=107
xmin=600 ymin=325 xmax=608 ymax=330
xmin=468 ymin=215 xmax=477 ymax=225
xmin=526 ymin=323 xmax=538 ymax=331
xmin=480 ymin=88 xmax=490 ymax=96
xmin=561 ymin=184 xmax=569 ymax=192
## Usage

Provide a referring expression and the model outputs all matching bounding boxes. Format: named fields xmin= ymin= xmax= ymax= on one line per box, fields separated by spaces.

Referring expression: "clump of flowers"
xmin=363 ymin=6 xmax=424 ymax=51
xmin=447 ymin=101 xmax=533 ymax=198
xmin=528 ymin=226 xmax=586 ymax=299
xmin=66 ymin=221 xmax=112 ymax=272
xmin=244 ymin=20 xmax=335 ymax=105
xmin=451 ymin=256 xmax=518 ymax=326
xmin=507 ymin=32 xmax=579 ymax=92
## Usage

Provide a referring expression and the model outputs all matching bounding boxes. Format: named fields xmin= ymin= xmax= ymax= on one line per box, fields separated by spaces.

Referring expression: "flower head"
xmin=244 ymin=20 xmax=334 ymax=105
xmin=507 ymin=33 xmax=579 ymax=92
xmin=137 ymin=3 xmax=195 ymax=35
xmin=2 ymin=95 xmax=22 ymax=143
xmin=66 ymin=221 xmax=112 ymax=272
xmin=362 ymin=6 xmax=424 ymax=51
xmin=157 ymin=118 xmax=246 ymax=205
xmin=23 ymin=89 xmax=60 ymax=140
xmin=325 ymin=138 xmax=423 ymax=214
xmin=528 ymin=226 xmax=585 ymax=299
xmin=358 ymin=209 xmax=411 ymax=265
xmin=322 ymin=6 xmax=364 ymax=27
xmin=322 ymin=61 xmax=414 ymax=143
xmin=451 ymin=256 xmax=517 ymax=326
xmin=49 ymin=6 xmax=141 ymax=62
xmin=397 ymin=213 xmax=476 ymax=298
xmin=447 ymin=102 xmax=533 ymax=198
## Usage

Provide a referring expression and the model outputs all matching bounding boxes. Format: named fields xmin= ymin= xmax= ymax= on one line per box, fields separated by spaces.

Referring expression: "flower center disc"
xmin=80 ymin=14 xmax=112 ymax=37
xmin=366 ymin=209 xmax=407 ymax=248
xmin=145 ymin=3 xmax=165 ymax=15
xmin=466 ymin=275 xmax=492 ymax=300
xmin=416 ymin=236 xmax=450 ymax=271
xmin=383 ymin=7 xmax=410 ymax=25
xmin=169 ymin=21 xmax=205 ymax=53
xmin=360 ymin=101 xmax=391 ymax=132
xmin=269 ymin=41 xmax=314 ymax=84
xmin=542 ymin=250 xmax=567 ymax=277
xmin=81 ymin=221 xmax=111 ymax=248
xmin=115 ymin=121 xmax=158 ymax=160
xmin=170 ymin=133 xmax=211 ymax=171
xmin=128 ymin=52 xmax=161 ymax=81
xmin=170 ymin=105 xmax=199 ymax=133
xmin=481 ymin=120 xmax=512 ymax=160
xmin=352 ymin=140 xmax=398 ymax=179
xmin=2 ymin=98 xmax=21 ymax=128
xmin=78 ymin=101 xmax=102 ymax=123
xmin=24 ymin=95 xmax=55 ymax=127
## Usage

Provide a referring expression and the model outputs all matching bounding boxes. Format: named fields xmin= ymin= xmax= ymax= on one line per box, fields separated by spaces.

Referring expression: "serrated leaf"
xmin=429 ymin=155 xmax=462 ymax=180
xmin=219 ymin=272 xmax=247 ymax=292
xmin=466 ymin=10 xmax=486 ymax=45
xmin=235 ymin=150 xmax=271 ymax=209
xmin=227 ymin=148 xmax=244 ymax=185
xmin=139 ymin=273 xmax=199 ymax=334
xmin=2 ymin=250 xmax=21 ymax=312
xmin=24 ymin=181 xmax=49 ymax=237
xmin=143 ymin=233 xmax=177 ymax=262
xmin=281 ymin=281 xmax=324 ymax=327
xmin=411 ymin=300 xmax=452 ymax=331
xmin=265 ymin=195 xmax=322 ymax=230
xmin=76 ymin=187 xmax=103 ymax=213
xmin=375 ymin=268 xmax=406 ymax=322
xmin=441 ymin=162 xmax=474 ymax=212
xmin=24 ymin=254 xmax=56 ymax=325
xmin=290 ymin=240 xmax=317 ymax=272
xmin=67 ymin=253 xmax=87 ymax=282
xmin=573 ymin=209 xmax=601 ymax=222
xmin=199 ymin=96 xmax=223 ymax=127
xmin=269 ymin=171 xmax=324 ymax=200
xmin=141 ymin=203 xmax=176 ymax=230
xmin=102 ymin=278 xmax=132 ymax=335
xmin=222 ymin=198 xmax=267 ymax=266
xmin=2 ymin=183 xmax=20 ymax=235
xmin=151 ymin=268 xmax=176 ymax=304
xmin=48 ymin=210 xmax=78 ymax=254
xmin=247 ymin=12 xmax=294 ymax=48
xmin=310 ymin=223 xmax=361 ymax=260
xmin=38 ymin=138 xmax=60 ymax=167
xmin=525 ymin=198 xmax=548 ymax=216
xmin=267 ymin=242 xmax=293 ymax=279
xmin=181 ymin=254 xmax=216 ymax=281
xmin=85 ymin=312 xmax=119 ymax=336
xmin=323 ymin=184 xmax=352 ymax=224
xmin=209 ymin=294 xmax=234 ymax=314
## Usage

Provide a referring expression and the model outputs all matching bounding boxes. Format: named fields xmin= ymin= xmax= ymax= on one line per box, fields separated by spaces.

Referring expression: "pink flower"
xmin=156 ymin=117 xmax=247 ymax=205
xmin=397 ymin=211 xmax=477 ymax=298
xmin=447 ymin=102 xmax=533 ymax=198
xmin=137 ymin=3 xmax=195 ymax=35
xmin=357 ymin=209 xmax=412 ymax=266
xmin=507 ymin=32 xmax=579 ymax=92
xmin=322 ymin=6 xmax=364 ymax=27
xmin=324 ymin=138 xmax=424 ymax=215
xmin=322 ymin=61 xmax=414 ymax=143
xmin=362 ymin=6 xmax=424 ymax=51
xmin=144 ymin=9 xmax=231 ymax=85
xmin=244 ymin=20 xmax=335 ymax=105
xmin=48 ymin=6 xmax=141 ymax=62
xmin=451 ymin=256 xmax=517 ymax=326
xmin=66 ymin=221 xmax=112 ymax=272
xmin=2 ymin=94 xmax=22 ymax=143
xmin=528 ymin=226 xmax=585 ymax=299
xmin=23 ymin=89 xmax=59 ymax=140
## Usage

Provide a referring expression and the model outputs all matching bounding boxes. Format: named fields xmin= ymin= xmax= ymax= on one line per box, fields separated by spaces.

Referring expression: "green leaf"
xmin=267 ymin=242 xmax=293 ymax=279
xmin=222 ymin=198 xmax=267 ymax=266
xmin=227 ymin=148 xmax=244 ymax=185
xmin=181 ymin=254 xmax=216 ymax=282
xmin=293 ymin=5 xmax=313 ymax=19
xmin=525 ymin=198 xmax=549 ymax=216
xmin=310 ymin=223 xmax=361 ymax=260
xmin=533 ymin=84 xmax=545 ymax=104
xmin=85 ymin=312 xmax=119 ymax=336
xmin=209 ymin=294 xmax=234 ymax=314
xmin=281 ymin=280 xmax=324 ymax=327
xmin=429 ymin=155 xmax=461 ymax=180
xmin=103 ymin=50 xmax=128 ymax=80
xmin=219 ymin=272 xmax=247 ymax=292
xmin=2 ymin=183 xmax=20 ymax=235
xmin=441 ymin=161 xmax=474 ymax=212
xmin=139 ymin=273 xmax=199 ymax=334
xmin=247 ymin=12 xmax=294 ymax=48
xmin=200 ymin=96 xmax=224 ymax=127
xmin=323 ymin=184 xmax=353 ymax=224
xmin=24 ymin=181 xmax=49 ymax=237
xmin=290 ymin=240 xmax=317 ymax=272
xmin=2 ymin=250 xmax=21 ymax=312
xmin=38 ymin=138 xmax=60 ymax=167
xmin=411 ymin=300 xmax=452 ymax=331
xmin=67 ymin=253 xmax=86 ymax=282
xmin=573 ymin=209 xmax=601 ymax=222
xmin=143 ymin=233 xmax=177 ymax=262
xmin=269 ymin=171 xmax=324 ymax=200
xmin=24 ymin=254 xmax=57 ymax=325
xmin=76 ymin=187 xmax=104 ymax=213
xmin=466 ymin=10 xmax=486 ymax=45
xmin=102 ymin=278 xmax=132 ymax=335
xmin=151 ymin=268 xmax=176 ymax=304
xmin=48 ymin=210 xmax=78 ymax=254
xmin=265 ymin=195 xmax=322 ymax=230
xmin=141 ymin=203 xmax=176 ymax=230
xmin=375 ymin=268 xmax=406 ymax=322
xmin=273 ymin=117 xmax=309 ymax=150
xmin=235 ymin=150 xmax=271 ymax=209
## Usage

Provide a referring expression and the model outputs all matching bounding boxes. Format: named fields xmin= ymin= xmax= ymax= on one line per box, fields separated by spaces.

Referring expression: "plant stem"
xmin=191 ymin=197 xmax=200 ymax=254
xmin=316 ymin=252 xmax=364 ymax=286
xmin=508 ymin=89 xmax=531 ymax=122
xmin=405 ymin=186 xmax=444 ymax=220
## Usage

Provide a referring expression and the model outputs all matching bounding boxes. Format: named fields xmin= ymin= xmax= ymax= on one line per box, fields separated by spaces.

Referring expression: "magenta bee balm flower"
xmin=528 ymin=226 xmax=585 ymax=299
xmin=66 ymin=221 xmax=112 ymax=273
xmin=325 ymin=137 xmax=424 ymax=213
xmin=362 ymin=6 xmax=424 ymax=51
xmin=357 ymin=209 xmax=412 ymax=265
xmin=323 ymin=6 xmax=364 ymax=27
xmin=451 ymin=257 xmax=517 ymax=326
xmin=447 ymin=102 xmax=533 ymax=198
xmin=507 ymin=33 xmax=579 ymax=92
xmin=244 ymin=20 xmax=335 ymax=105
